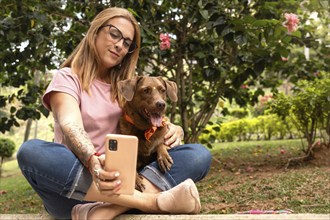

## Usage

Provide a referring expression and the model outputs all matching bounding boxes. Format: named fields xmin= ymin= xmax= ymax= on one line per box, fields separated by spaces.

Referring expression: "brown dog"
xmin=117 ymin=76 xmax=178 ymax=191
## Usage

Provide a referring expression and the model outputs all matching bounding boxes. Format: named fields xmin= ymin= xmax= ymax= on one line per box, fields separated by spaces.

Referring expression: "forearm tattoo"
xmin=62 ymin=122 xmax=95 ymax=167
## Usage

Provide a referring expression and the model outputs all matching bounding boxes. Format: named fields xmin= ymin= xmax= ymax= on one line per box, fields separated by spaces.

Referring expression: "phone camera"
xmin=109 ymin=139 xmax=117 ymax=151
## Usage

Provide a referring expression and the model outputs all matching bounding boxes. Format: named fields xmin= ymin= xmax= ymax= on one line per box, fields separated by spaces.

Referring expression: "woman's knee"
xmin=189 ymin=144 xmax=212 ymax=171
xmin=170 ymin=143 xmax=212 ymax=181
xmin=180 ymin=143 xmax=212 ymax=167
xmin=17 ymin=139 xmax=41 ymax=167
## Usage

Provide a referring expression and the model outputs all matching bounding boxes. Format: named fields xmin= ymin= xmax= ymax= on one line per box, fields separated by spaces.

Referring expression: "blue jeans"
xmin=17 ymin=139 xmax=212 ymax=219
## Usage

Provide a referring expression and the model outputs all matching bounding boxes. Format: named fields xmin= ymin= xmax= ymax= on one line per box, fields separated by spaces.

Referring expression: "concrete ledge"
xmin=0 ymin=214 xmax=329 ymax=220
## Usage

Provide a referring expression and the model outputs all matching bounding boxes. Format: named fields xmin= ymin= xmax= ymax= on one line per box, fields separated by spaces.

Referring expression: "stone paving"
xmin=0 ymin=214 xmax=329 ymax=220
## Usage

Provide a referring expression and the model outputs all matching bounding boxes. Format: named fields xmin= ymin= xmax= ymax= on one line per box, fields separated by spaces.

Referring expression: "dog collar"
xmin=124 ymin=114 xmax=168 ymax=142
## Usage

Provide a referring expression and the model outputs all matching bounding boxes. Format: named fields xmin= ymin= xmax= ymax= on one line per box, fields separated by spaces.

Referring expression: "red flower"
xmin=283 ymin=13 xmax=300 ymax=33
xmin=159 ymin=33 xmax=171 ymax=50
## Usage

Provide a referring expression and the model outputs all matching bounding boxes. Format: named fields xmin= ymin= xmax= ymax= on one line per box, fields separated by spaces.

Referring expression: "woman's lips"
xmin=109 ymin=50 xmax=120 ymax=57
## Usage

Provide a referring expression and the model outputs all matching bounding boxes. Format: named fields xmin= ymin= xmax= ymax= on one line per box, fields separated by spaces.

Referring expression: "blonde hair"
xmin=61 ymin=7 xmax=141 ymax=106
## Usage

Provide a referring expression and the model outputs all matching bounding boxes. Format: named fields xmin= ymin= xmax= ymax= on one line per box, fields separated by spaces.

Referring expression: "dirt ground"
xmin=197 ymin=146 xmax=330 ymax=214
xmin=310 ymin=144 xmax=330 ymax=166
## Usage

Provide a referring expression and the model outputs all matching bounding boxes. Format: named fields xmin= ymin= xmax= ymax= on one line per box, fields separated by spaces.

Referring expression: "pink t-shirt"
xmin=43 ymin=67 xmax=122 ymax=154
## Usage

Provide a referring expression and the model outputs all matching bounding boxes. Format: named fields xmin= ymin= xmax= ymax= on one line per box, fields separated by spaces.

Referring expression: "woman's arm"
xmin=49 ymin=92 xmax=96 ymax=168
xmin=49 ymin=91 xmax=121 ymax=194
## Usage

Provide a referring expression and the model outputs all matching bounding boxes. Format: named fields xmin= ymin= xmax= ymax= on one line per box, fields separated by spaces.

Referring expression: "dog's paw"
xmin=135 ymin=174 xmax=146 ymax=192
xmin=157 ymin=154 xmax=173 ymax=172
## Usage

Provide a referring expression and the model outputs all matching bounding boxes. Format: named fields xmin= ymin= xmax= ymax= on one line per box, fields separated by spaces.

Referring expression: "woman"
xmin=17 ymin=7 xmax=212 ymax=220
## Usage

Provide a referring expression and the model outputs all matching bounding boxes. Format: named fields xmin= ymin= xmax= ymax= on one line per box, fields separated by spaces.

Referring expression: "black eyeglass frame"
xmin=101 ymin=24 xmax=137 ymax=53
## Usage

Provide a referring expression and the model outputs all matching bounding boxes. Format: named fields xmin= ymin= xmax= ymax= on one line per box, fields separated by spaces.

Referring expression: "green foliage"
xmin=230 ymin=108 xmax=249 ymax=119
xmin=0 ymin=138 xmax=15 ymax=159
xmin=257 ymin=114 xmax=281 ymax=140
xmin=199 ymin=114 xmax=299 ymax=142
xmin=0 ymin=0 xmax=108 ymax=133
xmin=268 ymin=77 xmax=330 ymax=152
xmin=199 ymin=123 xmax=221 ymax=149
xmin=0 ymin=138 xmax=15 ymax=171
xmin=112 ymin=0 xmax=329 ymax=143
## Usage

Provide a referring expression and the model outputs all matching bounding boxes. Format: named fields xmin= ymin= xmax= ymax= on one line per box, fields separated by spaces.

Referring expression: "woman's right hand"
xmin=89 ymin=154 xmax=122 ymax=195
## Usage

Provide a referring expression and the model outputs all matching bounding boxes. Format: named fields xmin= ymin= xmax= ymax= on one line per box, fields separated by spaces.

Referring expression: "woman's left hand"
xmin=164 ymin=122 xmax=184 ymax=148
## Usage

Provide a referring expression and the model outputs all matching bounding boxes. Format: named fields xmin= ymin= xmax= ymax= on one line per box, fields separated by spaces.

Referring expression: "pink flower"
xmin=160 ymin=41 xmax=171 ymax=50
xmin=160 ymin=33 xmax=170 ymax=42
xmin=159 ymin=33 xmax=171 ymax=50
xmin=281 ymin=57 xmax=288 ymax=61
xmin=240 ymin=84 xmax=248 ymax=89
xmin=283 ymin=13 xmax=299 ymax=33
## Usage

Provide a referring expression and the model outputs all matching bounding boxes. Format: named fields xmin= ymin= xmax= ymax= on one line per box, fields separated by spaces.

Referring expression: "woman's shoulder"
xmin=54 ymin=67 xmax=78 ymax=77
xmin=50 ymin=67 xmax=79 ymax=83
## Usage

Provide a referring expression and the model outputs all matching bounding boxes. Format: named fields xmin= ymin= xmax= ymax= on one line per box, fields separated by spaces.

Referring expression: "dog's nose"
xmin=156 ymin=101 xmax=166 ymax=110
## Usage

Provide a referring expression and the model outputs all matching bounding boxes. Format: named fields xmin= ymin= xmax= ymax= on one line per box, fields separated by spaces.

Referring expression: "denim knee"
xmin=167 ymin=143 xmax=212 ymax=184
xmin=182 ymin=144 xmax=212 ymax=180
xmin=17 ymin=139 xmax=38 ymax=170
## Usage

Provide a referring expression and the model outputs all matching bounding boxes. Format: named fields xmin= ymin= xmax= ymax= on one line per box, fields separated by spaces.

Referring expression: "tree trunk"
xmin=34 ymin=120 xmax=38 ymax=139
xmin=0 ymin=157 xmax=3 ymax=177
xmin=24 ymin=119 xmax=33 ymax=142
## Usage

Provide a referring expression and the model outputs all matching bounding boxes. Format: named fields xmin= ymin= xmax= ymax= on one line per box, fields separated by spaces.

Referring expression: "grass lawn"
xmin=1 ymin=138 xmax=329 ymax=214
xmin=0 ymin=160 xmax=44 ymax=213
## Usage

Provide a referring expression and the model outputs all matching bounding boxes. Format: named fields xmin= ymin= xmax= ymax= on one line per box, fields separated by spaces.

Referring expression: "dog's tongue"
xmin=151 ymin=115 xmax=162 ymax=127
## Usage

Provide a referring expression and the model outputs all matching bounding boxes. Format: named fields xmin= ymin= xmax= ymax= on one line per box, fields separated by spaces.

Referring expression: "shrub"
xmin=268 ymin=77 xmax=330 ymax=156
xmin=0 ymin=138 xmax=16 ymax=172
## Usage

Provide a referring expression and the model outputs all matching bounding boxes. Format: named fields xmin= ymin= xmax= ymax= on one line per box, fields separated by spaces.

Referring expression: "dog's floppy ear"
xmin=118 ymin=77 xmax=139 ymax=101
xmin=161 ymin=77 xmax=178 ymax=102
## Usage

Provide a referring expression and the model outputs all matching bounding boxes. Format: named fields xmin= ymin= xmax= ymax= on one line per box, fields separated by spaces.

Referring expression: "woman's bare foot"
xmin=156 ymin=178 xmax=201 ymax=214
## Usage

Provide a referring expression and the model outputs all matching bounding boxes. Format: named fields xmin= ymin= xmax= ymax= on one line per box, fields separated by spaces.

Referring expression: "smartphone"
xmin=104 ymin=134 xmax=138 ymax=195
xmin=84 ymin=134 xmax=138 ymax=201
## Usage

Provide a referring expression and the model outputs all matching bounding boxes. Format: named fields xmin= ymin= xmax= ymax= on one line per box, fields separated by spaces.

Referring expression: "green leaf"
xmin=213 ymin=15 xmax=227 ymax=26
xmin=290 ymin=30 xmax=302 ymax=38
xmin=127 ymin=8 xmax=140 ymax=18
xmin=252 ymin=19 xmax=278 ymax=27
xmin=10 ymin=106 xmax=16 ymax=114
xmin=243 ymin=15 xmax=256 ymax=24
xmin=203 ymin=130 xmax=210 ymax=134
xmin=277 ymin=47 xmax=290 ymax=58
xmin=234 ymin=32 xmax=247 ymax=46
xmin=282 ymin=35 xmax=292 ymax=44
xmin=194 ymin=51 xmax=206 ymax=59
xmin=199 ymin=10 xmax=209 ymax=19
xmin=253 ymin=60 xmax=266 ymax=75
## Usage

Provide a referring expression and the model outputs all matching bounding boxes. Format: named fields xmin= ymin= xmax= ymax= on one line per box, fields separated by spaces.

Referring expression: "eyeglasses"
xmin=101 ymin=24 xmax=137 ymax=53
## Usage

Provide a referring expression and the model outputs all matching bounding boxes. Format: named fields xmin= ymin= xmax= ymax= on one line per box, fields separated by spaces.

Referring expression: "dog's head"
xmin=118 ymin=76 xmax=177 ymax=127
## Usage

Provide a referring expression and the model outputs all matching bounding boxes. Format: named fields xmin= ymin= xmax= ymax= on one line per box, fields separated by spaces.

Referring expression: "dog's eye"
xmin=143 ymin=88 xmax=151 ymax=94
xmin=159 ymin=88 xmax=166 ymax=93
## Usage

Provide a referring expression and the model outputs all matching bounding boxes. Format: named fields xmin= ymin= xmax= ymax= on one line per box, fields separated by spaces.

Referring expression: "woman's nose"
xmin=114 ymin=39 xmax=125 ymax=50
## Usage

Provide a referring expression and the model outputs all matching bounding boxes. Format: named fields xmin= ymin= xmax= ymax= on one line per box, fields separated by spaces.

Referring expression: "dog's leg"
xmin=135 ymin=160 xmax=146 ymax=192
xmin=157 ymin=145 xmax=173 ymax=172
xmin=135 ymin=173 xmax=146 ymax=192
